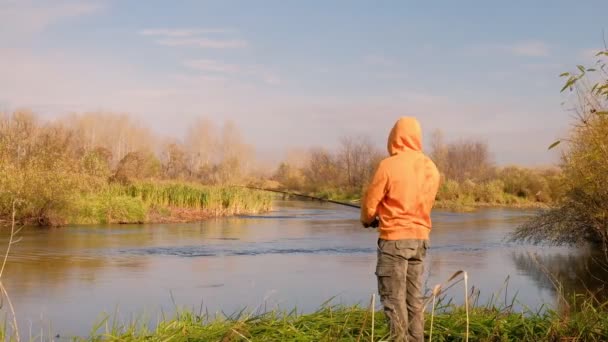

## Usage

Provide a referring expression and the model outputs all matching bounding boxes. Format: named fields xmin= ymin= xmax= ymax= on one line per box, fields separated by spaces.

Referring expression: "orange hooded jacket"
xmin=361 ymin=117 xmax=440 ymax=241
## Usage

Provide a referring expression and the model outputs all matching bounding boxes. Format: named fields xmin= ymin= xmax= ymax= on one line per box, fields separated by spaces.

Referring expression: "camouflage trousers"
xmin=376 ymin=239 xmax=428 ymax=342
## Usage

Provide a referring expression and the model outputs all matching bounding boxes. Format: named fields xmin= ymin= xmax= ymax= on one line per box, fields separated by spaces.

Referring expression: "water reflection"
xmin=512 ymin=249 xmax=608 ymax=305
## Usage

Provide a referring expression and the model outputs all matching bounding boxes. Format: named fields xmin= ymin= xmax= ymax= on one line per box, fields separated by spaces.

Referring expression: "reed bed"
xmin=66 ymin=182 xmax=272 ymax=224
xmin=112 ymin=182 xmax=272 ymax=215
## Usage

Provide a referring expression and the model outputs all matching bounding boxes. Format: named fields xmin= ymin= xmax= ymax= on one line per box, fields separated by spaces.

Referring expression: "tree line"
xmin=0 ymin=110 xmax=259 ymax=224
xmin=269 ymin=128 xmax=561 ymax=208
xmin=0 ymin=110 xmax=257 ymax=184
xmin=271 ymin=136 xmax=384 ymax=199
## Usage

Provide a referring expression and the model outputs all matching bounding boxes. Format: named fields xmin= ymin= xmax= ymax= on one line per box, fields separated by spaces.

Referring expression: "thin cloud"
xmin=171 ymin=73 xmax=230 ymax=83
xmin=183 ymin=59 xmax=240 ymax=73
xmin=0 ymin=1 xmax=104 ymax=35
xmin=139 ymin=27 xmax=246 ymax=49
xmin=182 ymin=59 xmax=280 ymax=85
xmin=139 ymin=28 xmax=233 ymax=37
xmin=502 ymin=41 xmax=550 ymax=57
xmin=363 ymin=54 xmax=395 ymax=66
xmin=259 ymin=73 xmax=281 ymax=85
xmin=471 ymin=41 xmax=551 ymax=57
xmin=522 ymin=63 xmax=564 ymax=71
xmin=579 ymin=47 xmax=604 ymax=61
xmin=158 ymin=38 xmax=247 ymax=49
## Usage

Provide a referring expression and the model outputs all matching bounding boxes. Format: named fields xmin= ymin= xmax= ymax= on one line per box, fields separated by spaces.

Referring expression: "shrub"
xmin=513 ymin=47 xmax=608 ymax=250
xmin=474 ymin=179 xmax=505 ymax=204
xmin=436 ymin=179 xmax=461 ymax=201
xmin=113 ymin=151 xmax=161 ymax=183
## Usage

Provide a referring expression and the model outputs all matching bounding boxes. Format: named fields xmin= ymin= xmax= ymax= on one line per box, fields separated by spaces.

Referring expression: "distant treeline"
xmin=270 ymin=136 xmax=384 ymax=200
xmin=271 ymin=130 xmax=562 ymax=209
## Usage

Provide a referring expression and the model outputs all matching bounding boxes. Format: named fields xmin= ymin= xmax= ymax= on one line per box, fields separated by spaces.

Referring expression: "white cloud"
xmin=157 ymin=37 xmax=247 ymax=49
xmin=0 ymin=1 xmax=103 ymax=36
xmin=183 ymin=59 xmax=240 ymax=73
xmin=139 ymin=28 xmax=233 ymax=37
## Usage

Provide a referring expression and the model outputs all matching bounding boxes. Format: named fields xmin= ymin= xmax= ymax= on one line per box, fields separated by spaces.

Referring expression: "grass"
xmin=48 ymin=295 xmax=606 ymax=341
xmin=63 ymin=182 xmax=273 ymax=225
xmin=69 ymin=270 xmax=608 ymax=342
xmin=68 ymin=193 xmax=147 ymax=224
xmin=433 ymin=179 xmax=550 ymax=212
xmin=116 ymin=181 xmax=272 ymax=215
xmin=433 ymin=197 xmax=547 ymax=213
xmin=314 ymin=188 xmax=362 ymax=203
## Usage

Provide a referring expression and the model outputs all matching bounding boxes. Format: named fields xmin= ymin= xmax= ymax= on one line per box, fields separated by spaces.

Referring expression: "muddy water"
xmin=2 ymin=200 xmax=605 ymax=339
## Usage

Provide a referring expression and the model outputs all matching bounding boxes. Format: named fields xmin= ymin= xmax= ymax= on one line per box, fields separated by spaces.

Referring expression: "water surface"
xmin=2 ymin=200 xmax=605 ymax=339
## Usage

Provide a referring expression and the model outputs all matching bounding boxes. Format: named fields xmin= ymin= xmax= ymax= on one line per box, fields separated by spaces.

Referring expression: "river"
xmin=1 ymin=200 xmax=606 ymax=339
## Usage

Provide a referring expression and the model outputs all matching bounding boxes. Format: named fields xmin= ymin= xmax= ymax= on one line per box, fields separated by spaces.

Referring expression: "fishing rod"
xmin=242 ymin=186 xmax=361 ymax=209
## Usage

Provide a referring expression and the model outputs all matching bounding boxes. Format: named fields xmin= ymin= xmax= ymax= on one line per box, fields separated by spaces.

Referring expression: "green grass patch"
xmin=60 ymin=192 xmax=147 ymax=224
xmin=113 ymin=181 xmax=272 ymax=215
xmin=314 ymin=188 xmax=361 ymax=202
xmin=53 ymin=182 xmax=272 ymax=225
xmin=69 ymin=298 xmax=608 ymax=341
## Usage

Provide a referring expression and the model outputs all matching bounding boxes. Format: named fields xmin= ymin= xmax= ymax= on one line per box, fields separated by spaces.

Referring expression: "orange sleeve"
xmin=360 ymin=162 xmax=388 ymax=224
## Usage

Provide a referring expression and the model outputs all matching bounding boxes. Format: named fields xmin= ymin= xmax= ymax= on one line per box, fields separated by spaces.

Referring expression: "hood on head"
xmin=387 ymin=117 xmax=422 ymax=155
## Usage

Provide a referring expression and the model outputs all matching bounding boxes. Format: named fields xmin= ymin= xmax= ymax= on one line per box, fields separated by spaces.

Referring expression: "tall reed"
xmin=111 ymin=181 xmax=272 ymax=216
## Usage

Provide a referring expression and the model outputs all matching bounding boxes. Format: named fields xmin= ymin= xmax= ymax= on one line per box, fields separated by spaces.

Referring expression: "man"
xmin=361 ymin=117 xmax=440 ymax=342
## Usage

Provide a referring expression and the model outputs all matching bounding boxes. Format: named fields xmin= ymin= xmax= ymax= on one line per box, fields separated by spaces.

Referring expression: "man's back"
xmin=361 ymin=117 xmax=440 ymax=240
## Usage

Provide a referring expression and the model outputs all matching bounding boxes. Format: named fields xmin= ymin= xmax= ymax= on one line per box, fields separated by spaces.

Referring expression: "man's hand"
xmin=362 ymin=217 xmax=379 ymax=228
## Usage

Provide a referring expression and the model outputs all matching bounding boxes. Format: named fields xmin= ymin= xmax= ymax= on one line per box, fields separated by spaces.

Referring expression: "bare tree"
xmin=64 ymin=112 xmax=156 ymax=165
xmin=215 ymin=120 xmax=254 ymax=184
xmin=444 ymin=140 xmax=493 ymax=182
xmin=429 ymin=129 xmax=448 ymax=175
xmin=301 ymin=148 xmax=341 ymax=192
xmin=162 ymin=142 xmax=190 ymax=180
xmin=185 ymin=118 xmax=217 ymax=175
xmin=338 ymin=135 xmax=383 ymax=190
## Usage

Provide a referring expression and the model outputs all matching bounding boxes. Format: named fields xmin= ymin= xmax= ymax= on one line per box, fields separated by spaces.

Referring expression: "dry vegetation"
xmin=271 ymin=135 xmax=384 ymax=201
xmin=513 ymin=47 xmax=608 ymax=250
xmin=271 ymin=130 xmax=562 ymax=211
xmin=0 ymin=110 xmax=270 ymax=226
xmin=429 ymin=131 xmax=561 ymax=211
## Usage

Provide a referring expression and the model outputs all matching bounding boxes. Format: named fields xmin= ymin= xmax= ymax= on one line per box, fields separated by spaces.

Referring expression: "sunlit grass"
xmin=64 ymin=182 xmax=272 ymax=225
xmin=114 ymin=181 xmax=272 ymax=214
xmin=68 ymin=296 xmax=608 ymax=342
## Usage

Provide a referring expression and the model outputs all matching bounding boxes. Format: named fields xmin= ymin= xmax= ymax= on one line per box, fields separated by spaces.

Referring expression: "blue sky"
xmin=1 ymin=0 xmax=607 ymax=165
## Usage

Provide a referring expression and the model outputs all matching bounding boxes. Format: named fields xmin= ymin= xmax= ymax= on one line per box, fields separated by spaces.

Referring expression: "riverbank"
xmin=70 ymin=299 xmax=608 ymax=341
xmin=302 ymin=189 xmax=548 ymax=212
xmin=6 ymin=182 xmax=272 ymax=226
xmin=273 ymin=163 xmax=559 ymax=213
xmin=434 ymin=198 xmax=548 ymax=212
